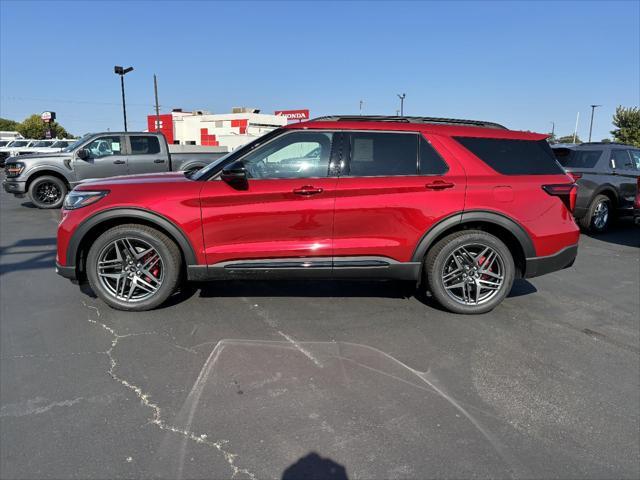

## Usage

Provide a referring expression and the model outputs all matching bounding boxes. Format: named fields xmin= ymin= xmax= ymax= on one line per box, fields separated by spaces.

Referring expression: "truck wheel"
xmin=86 ymin=224 xmax=182 ymax=311
xmin=579 ymin=194 xmax=611 ymax=233
xmin=425 ymin=230 xmax=515 ymax=314
xmin=28 ymin=176 xmax=67 ymax=209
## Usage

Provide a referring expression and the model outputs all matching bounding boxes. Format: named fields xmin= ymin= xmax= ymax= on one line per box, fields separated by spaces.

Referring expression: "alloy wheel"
xmin=441 ymin=243 xmax=505 ymax=306
xmin=35 ymin=182 xmax=61 ymax=204
xmin=96 ymin=237 xmax=164 ymax=302
xmin=592 ymin=201 xmax=609 ymax=230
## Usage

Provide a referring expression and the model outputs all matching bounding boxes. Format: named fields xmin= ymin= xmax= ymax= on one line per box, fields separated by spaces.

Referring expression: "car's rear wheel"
xmin=580 ymin=194 xmax=611 ymax=233
xmin=425 ymin=230 xmax=515 ymax=314
xmin=86 ymin=224 xmax=182 ymax=311
xmin=28 ymin=175 xmax=67 ymax=209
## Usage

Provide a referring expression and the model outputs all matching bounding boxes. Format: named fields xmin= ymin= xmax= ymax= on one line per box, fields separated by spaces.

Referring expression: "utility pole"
xmin=573 ymin=111 xmax=580 ymax=144
xmin=397 ymin=93 xmax=406 ymax=116
xmin=588 ymin=104 xmax=601 ymax=142
xmin=550 ymin=121 xmax=555 ymax=137
xmin=359 ymin=100 xmax=364 ymax=115
xmin=114 ymin=65 xmax=134 ymax=131
xmin=154 ymin=74 xmax=161 ymax=134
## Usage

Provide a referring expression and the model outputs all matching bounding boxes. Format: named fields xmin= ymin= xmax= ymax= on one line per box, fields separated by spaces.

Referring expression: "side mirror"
xmin=77 ymin=148 xmax=90 ymax=160
xmin=221 ymin=161 xmax=248 ymax=190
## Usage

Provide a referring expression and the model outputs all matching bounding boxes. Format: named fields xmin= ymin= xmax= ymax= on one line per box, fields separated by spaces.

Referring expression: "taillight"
xmin=567 ymin=172 xmax=582 ymax=182
xmin=543 ymin=184 xmax=577 ymax=212
xmin=635 ymin=177 xmax=640 ymax=209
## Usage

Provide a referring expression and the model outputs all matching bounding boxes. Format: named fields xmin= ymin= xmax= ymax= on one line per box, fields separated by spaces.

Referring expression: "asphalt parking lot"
xmin=1 ymin=189 xmax=639 ymax=480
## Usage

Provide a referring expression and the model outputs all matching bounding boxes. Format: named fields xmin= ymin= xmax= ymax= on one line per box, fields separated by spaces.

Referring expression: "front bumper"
xmin=2 ymin=179 xmax=26 ymax=194
xmin=524 ymin=244 xmax=578 ymax=278
xmin=56 ymin=262 xmax=77 ymax=281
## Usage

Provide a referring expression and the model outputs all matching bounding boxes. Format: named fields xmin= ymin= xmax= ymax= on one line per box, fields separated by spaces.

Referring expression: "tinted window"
xmin=419 ymin=136 xmax=448 ymax=174
xmin=346 ymin=132 xmax=417 ymax=176
xmin=241 ymin=131 xmax=333 ymax=179
xmin=455 ymin=137 xmax=564 ymax=175
xmin=85 ymin=136 xmax=122 ymax=158
xmin=629 ymin=150 xmax=640 ymax=170
xmin=553 ymin=148 xmax=602 ymax=169
xmin=130 ymin=136 xmax=160 ymax=155
xmin=611 ymin=149 xmax=635 ymax=170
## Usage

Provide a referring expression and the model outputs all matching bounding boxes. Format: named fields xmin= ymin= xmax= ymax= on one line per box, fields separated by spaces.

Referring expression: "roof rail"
xmin=579 ymin=141 xmax=633 ymax=146
xmin=311 ymin=115 xmax=507 ymax=130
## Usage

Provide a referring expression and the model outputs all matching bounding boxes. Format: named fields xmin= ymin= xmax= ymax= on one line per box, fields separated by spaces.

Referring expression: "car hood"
xmin=77 ymin=172 xmax=191 ymax=189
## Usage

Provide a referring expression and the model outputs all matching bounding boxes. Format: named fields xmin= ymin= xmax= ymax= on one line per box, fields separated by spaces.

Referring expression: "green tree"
xmin=16 ymin=114 xmax=71 ymax=139
xmin=556 ymin=134 xmax=581 ymax=144
xmin=600 ymin=138 xmax=611 ymax=143
xmin=611 ymin=106 xmax=640 ymax=147
xmin=0 ymin=117 xmax=20 ymax=131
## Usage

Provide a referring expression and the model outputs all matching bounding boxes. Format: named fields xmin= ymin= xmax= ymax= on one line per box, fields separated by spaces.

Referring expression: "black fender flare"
xmin=66 ymin=207 xmax=197 ymax=268
xmin=410 ymin=210 xmax=536 ymax=262
xmin=591 ymin=185 xmax=619 ymax=206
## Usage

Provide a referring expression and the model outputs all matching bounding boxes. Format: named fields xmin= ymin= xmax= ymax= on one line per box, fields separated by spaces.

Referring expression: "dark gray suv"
xmin=552 ymin=143 xmax=640 ymax=232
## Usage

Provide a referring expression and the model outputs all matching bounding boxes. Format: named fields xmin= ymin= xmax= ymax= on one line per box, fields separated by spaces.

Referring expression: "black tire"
xmin=28 ymin=175 xmax=67 ymax=209
xmin=579 ymin=194 xmax=611 ymax=233
xmin=425 ymin=230 xmax=515 ymax=314
xmin=86 ymin=224 xmax=182 ymax=311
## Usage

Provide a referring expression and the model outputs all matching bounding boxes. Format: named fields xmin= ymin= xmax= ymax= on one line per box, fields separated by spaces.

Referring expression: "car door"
xmin=74 ymin=135 xmax=127 ymax=180
xmin=332 ymin=131 xmax=466 ymax=264
xmin=126 ymin=134 xmax=167 ymax=175
xmin=611 ymin=148 xmax=638 ymax=210
xmin=199 ymin=130 xmax=340 ymax=269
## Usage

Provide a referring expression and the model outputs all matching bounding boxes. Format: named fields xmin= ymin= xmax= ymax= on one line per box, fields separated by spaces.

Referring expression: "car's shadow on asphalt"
xmin=585 ymin=219 xmax=639 ymax=248
xmin=156 ymin=277 xmax=538 ymax=312
xmin=0 ymin=237 xmax=57 ymax=276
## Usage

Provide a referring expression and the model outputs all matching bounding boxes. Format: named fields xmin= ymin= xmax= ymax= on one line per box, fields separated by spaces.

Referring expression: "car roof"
xmin=284 ymin=116 xmax=547 ymax=141
xmin=554 ymin=142 xmax=637 ymax=150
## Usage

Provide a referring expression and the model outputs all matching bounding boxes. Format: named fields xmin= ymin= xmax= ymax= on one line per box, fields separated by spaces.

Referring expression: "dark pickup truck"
xmin=552 ymin=142 xmax=640 ymax=232
xmin=3 ymin=132 xmax=228 ymax=208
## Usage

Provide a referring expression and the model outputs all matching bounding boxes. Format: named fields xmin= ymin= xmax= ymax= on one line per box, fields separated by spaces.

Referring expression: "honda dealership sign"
xmin=275 ymin=109 xmax=309 ymax=121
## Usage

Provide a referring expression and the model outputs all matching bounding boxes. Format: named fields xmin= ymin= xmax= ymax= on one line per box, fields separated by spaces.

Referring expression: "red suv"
xmin=56 ymin=116 xmax=579 ymax=314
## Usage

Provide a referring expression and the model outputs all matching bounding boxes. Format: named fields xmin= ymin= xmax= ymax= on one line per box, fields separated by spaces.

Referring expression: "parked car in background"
xmin=634 ymin=177 xmax=640 ymax=226
xmin=55 ymin=115 xmax=579 ymax=314
xmin=0 ymin=139 xmax=36 ymax=167
xmin=26 ymin=139 xmax=76 ymax=153
xmin=3 ymin=132 xmax=228 ymax=208
xmin=552 ymin=143 xmax=640 ymax=232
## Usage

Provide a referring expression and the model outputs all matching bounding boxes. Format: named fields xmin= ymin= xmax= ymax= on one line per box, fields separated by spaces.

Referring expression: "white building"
xmin=147 ymin=107 xmax=287 ymax=150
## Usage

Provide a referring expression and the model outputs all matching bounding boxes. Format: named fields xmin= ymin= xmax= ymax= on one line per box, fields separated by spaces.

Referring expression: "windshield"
xmin=0 ymin=141 xmax=8 ymax=147
xmin=190 ymin=128 xmax=285 ymax=180
xmin=63 ymin=135 xmax=91 ymax=152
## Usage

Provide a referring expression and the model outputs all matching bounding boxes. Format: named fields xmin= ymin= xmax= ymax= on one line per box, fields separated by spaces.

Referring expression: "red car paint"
xmin=57 ymin=119 xmax=579 ymax=280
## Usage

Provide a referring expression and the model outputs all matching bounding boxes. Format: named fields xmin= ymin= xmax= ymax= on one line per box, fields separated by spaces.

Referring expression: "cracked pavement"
xmin=1 ymin=191 xmax=639 ymax=479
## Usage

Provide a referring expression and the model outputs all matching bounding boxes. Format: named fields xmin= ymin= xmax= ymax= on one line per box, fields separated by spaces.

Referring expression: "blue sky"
xmin=1 ymin=1 xmax=638 ymax=140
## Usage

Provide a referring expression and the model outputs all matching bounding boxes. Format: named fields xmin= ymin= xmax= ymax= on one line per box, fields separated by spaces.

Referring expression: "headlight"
xmin=5 ymin=162 xmax=25 ymax=177
xmin=63 ymin=190 xmax=109 ymax=210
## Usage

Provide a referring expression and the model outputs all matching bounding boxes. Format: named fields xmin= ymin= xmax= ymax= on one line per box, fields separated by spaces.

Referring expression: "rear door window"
xmin=629 ymin=150 xmax=640 ymax=170
xmin=611 ymin=149 xmax=636 ymax=170
xmin=553 ymin=148 xmax=602 ymax=169
xmin=129 ymin=136 xmax=161 ymax=155
xmin=455 ymin=137 xmax=564 ymax=175
xmin=345 ymin=132 xmax=418 ymax=176
xmin=419 ymin=136 xmax=448 ymax=175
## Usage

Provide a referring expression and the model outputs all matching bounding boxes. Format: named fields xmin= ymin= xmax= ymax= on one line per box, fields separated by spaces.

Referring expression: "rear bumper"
xmin=524 ymin=244 xmax=578 ymax=278
xmin=55 ymin=262 xmax=77 ymax=281
xmin=2 ymin=180 xmax=26 ymax=194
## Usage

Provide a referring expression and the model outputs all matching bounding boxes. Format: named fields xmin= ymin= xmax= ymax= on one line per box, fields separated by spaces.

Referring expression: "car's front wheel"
xmin=425 ymin=230 xmax=515 ymax=314
xmin=28 ymin=175 xmax=67 ymax=209
xmin=86 ymin=224 xmax=182 ymax=311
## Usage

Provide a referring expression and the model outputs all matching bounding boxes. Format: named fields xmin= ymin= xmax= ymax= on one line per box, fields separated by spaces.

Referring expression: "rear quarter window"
xmin=455 ymin=137 xmax=564 ymax=175
xmin=552 ymin=149 xmax=602 ymax=169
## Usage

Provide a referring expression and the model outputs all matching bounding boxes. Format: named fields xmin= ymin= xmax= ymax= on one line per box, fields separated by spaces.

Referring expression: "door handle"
xmin=153 ymin=159 xmax=165 ymax=163
xmin=293 ymin=186 xmax=324 ymax=196
xmin=113 ymin=160 xmax=126 ymax=165
xmin=425 ymin=180 xmax=454 ymax=190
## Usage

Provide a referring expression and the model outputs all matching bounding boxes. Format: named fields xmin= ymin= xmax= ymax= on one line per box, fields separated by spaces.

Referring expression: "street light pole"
xmin=114 ymin=65 xmax=134 ymax=131
xmin=588 ymin=104 xmax=601 ymax=142
xmin=397 ymin=93 xmax=406 ymax=116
